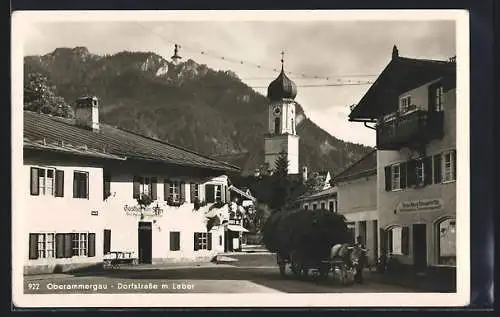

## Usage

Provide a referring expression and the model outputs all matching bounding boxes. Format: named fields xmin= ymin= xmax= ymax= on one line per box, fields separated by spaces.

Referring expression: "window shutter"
xmin=103 ymin=172 xmax=111 ymax=200
xmin=401 ymin=226 xmax=409 ymax=255
xmin=207 ymin=232 xmax=212 ymax=250
xmin=379 ymin=228 xmax=387 ymax=255
xmin=193 ymin=232 xmax=200 ymax=251
xmin=206 ymin=185 xmax=215 ymax=203
xmin=164 ymin=179 xmax=171 ymax=201
xmin=30 ymin=168 xmax=39 ymax=196
xmin=452 ymin=150 xmax=457 ymax=180
xmin=406 ymin=160 xmax=416 ymax=188
xmin=103 ymin=230 xmax=111 ymax=254
xmin=29 ymin=234 xmax=38 ymax=259
xmin=388 ymin=229 xmax=393 ymax=253
xmin=151 ymin=177 xmax=157 ymax=200
xmin=221 ymin=185 xmax=226 ymax=203
xmin=87 ymin=233 xmax=96 ymax=257
xmin=73 ymin=172 xmax=78 ymax=198
xmin=84 ymin=173 xmax=89 ymax=198
xmin=424 ymin=156 xmax=433 ymax=185
xmin=133 ymin=176 xmax=140 ymax=199
xmin=55 ymin=234 xmax=65 ymax=258
xmin=170 ymin=232 xmax=175 ymax=251
xmin=384 ymin=166 xmax=391 ymax=191
xmin=400 ymin=162 xmax=407 ymax=189
xmin=64 ymin=233 xmax=73 ymax=258
xmin=226 ymin=186 xmax=231 ymax=203
xmin=433 ymin=154 xmax=442 ymax=184
xmin=180 ymin=182 xmax=186 ymax=201
xmin=54 ymin=170 xmax=64 ymax=197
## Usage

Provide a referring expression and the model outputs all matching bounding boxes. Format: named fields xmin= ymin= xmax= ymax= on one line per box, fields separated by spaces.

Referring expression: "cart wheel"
xmin=278 ymin=263 xmax=286 ymax=277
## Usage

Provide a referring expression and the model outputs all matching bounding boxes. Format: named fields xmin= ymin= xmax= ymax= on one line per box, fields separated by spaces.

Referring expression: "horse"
xmin=329 ymin=243 xmax=360 ymax=285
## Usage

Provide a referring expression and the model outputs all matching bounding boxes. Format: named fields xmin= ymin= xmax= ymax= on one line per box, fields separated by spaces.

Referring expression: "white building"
xmin=23 ymin=97 xmax=240 ymax=274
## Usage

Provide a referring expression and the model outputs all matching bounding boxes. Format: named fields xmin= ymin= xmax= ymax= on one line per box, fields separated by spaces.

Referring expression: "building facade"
xmin=349 ymin=47 xmax=456 ymax=272
xmin=23 ymin=97 xmax=240 ymax=274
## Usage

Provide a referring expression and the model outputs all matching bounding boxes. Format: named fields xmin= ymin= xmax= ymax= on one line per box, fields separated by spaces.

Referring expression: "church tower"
xmin=264 ymin=52 xmax=300 ymax=174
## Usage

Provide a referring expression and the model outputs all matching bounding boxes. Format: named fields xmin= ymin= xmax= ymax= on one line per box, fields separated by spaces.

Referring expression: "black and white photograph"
xmin=11 ymin=10 xmax=470 ymax=307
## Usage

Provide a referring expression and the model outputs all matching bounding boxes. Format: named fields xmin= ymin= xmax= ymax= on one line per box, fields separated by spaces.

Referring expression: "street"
xmin=24 ymin=253 xmax=419 ymax=294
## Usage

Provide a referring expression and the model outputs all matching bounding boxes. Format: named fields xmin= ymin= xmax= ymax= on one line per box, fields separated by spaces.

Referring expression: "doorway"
xmin=138 ymin=222 xmax=152 ymax=264
xmin=103 ymin=229 xmax=111 ymax=254
xmin=412 ymin=223 xmax=427 ymax=272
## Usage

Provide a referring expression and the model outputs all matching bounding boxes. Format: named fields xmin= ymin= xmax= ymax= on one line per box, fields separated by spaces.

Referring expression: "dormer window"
xmin=399 ymin=95 xmax=411 ymax=113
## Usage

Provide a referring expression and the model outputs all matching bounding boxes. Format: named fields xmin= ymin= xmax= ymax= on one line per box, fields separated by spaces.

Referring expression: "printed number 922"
xmin=28 ymin=283 xmax=40 ymax=290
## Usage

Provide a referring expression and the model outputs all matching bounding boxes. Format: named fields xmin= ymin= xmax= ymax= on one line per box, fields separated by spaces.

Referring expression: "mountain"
xmin=23 ymin=47 xmax=373 ymax=175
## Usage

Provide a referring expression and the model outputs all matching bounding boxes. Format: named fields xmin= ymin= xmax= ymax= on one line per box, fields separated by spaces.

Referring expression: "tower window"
xmin=274 ymin=117 xmax=280 ymax=134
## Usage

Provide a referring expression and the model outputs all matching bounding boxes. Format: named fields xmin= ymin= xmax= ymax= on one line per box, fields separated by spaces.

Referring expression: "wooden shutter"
xmin=226 ymin=186 xmax=231 ymax=203
xmin=164 ymin=179 xmax=171 ymax=201
xmin=64 ymin=233 xmax=73 ymax=258
xmin=221 ymin=185 xmax=226 ymax=203
xmin=88 ymin=233 xmax=96 ymax=257
xmin=169 ymin=232 xmax=175 ymax=251
xmin=133 ymin=176 xmax=140 ymax=199
xmin=387 ymin=229 xmax=393 ymax=253
xmin=207 ymin=232 xmax=212 ymax=250
xmin=103 ymin=230 xmax=111 ymax=254
xmin=30 ymin=168 xmax=39 ymax=196
xmin=103 ymin=172 xmax=111 ymax=200
xmin=190 ymin=183 xmax=196 ymax=202
xmin=206 ymin=185 xmax=215 ymax=203
xmin=29 ymin=234 xmax=38 ymax=259
xmin=384 ymin=166 xmax=391 ymax=191
xmin=433 ymin=154 xmax=442 ymax=184
xmin=73 ymin=172 xmax=78 ymax=198
xmin=55 ymin=234 xmax=65 ymax=258
xmin=180 ymin=182 xmax=186 ymax=201
xmin=424 ymin=156 xmax=433 ymax=185
xmin=84 ymin=173 xmax=89 ymax=198
xmin=193 ymin=232 xmax=200 ymax=251
xmin=401 ymin=226 xmax=409 ymax=255
xmin=406 ymin=160 xmax=417 ymax=188
xmin=54 ymin=170 xmax=64 ymax=197
xmin=400 ymin=162 xmax=407 ymax=189
xmin=379 ymin=228 xmax=387 ymax=255
xmin=151 ymin=177 xmax=157 ymax=200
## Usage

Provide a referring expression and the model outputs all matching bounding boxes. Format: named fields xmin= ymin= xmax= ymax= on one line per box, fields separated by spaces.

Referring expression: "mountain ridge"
xmin=23 ymin=47 xmax=373 ymax=175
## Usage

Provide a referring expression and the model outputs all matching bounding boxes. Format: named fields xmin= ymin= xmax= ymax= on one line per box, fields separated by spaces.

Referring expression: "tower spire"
xmin=171 ymin=44 xmax=182 ymax=65
xmin=280 ymin=51 xmax=285 ymax=71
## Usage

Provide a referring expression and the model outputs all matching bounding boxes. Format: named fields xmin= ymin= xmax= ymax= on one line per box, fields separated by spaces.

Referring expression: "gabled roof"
xmin=296 ymin=186 xmax=338 ymax=202
xmin=332 ymin=149 xmax=377 ymax=184
xmin=349 ymin=55 xmax=456 ymax=121
xmin=23 ymin=111 xmax=240 ymax=173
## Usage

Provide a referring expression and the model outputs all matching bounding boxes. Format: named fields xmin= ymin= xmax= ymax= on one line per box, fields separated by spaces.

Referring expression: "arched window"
xmin=291 ymin=118 xmax=295 ymax=134
xmin=274 ymin=117 xmax=280 ymax=134
xmin=436 ymin=218 xmax=456 ymax=265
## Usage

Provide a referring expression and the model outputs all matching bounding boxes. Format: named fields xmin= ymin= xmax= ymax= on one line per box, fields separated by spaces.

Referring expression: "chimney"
xmin=75 ymin=96 xmax=99 ymax=132
xmin=392 ymin=45 xmax=399 ymax=60
xmin=302 ymin=166 xmax=308 ymax=181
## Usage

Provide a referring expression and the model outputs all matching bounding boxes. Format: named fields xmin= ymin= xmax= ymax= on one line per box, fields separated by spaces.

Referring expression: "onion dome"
xmin=267 ymin=52 xmax=297 ymax=101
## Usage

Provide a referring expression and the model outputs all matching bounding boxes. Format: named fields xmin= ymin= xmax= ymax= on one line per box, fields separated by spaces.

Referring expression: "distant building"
xmin=296 ymin=187 xmax=339 ymax=214
xmin=23 ymin=96 xmax=240 ymax=274
xmin=349 ymin=46 xmax=457 ymax=272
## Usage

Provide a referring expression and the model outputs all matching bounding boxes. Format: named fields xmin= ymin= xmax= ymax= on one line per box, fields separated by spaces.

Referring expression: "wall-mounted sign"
xmin=397 ymin=198 xmax=444 ymax=213
xmin=91 ymin=210 xmax=98 ymax=216
xmin=124 ymin=204 xmax=164 ymax=217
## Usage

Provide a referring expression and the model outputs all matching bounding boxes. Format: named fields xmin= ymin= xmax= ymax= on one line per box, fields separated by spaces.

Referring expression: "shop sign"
xmin=124 ymin=204 xmax=164 ymax=217
xmin=397 ymin=198 xmax=444 ymax=213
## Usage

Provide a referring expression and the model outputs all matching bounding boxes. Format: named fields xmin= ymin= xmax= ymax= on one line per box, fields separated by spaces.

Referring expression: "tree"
xmin=24 ymin=72 xmax=74 ymax=118
xmin=273 ymin=150 xmax=289 ymax=177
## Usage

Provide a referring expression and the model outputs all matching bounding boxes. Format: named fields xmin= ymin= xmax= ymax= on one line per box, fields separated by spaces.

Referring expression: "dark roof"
xmin=267 ymin=66 xmax=297 ymax=101
xmin=24 ymin=111 xmax=240 ymax=172
xmin=349 ymin=55 xmax=456 ymax=121
xmin=296 ymin=186 xmax=337 ymax=202
xmin=332 ymin=149 xmax=377 ymax=183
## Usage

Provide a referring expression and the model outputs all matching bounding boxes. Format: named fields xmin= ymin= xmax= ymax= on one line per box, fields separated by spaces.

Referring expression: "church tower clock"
xmin=264 ymin=52 xmax=299 ymax=174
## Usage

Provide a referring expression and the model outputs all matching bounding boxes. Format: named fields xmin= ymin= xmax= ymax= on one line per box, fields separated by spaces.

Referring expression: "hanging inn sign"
xmin=397 ymin=198 xmax=444 ymax=213
xmin=124 ymin=204 xmax=164 ymax=217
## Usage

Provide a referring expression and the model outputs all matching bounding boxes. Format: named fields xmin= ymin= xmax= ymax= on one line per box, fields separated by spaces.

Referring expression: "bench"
xmin=103 ymin=251 xmax=138 ymax=269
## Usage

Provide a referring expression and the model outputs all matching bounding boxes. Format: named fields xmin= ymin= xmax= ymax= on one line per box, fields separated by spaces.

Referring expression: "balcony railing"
xmin=376 ymin=110 xmax=444 ymax=150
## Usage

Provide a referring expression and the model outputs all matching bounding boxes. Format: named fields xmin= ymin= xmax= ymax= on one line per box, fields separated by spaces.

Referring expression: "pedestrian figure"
xmin=353 ymin=236 xmax=367 ymax=283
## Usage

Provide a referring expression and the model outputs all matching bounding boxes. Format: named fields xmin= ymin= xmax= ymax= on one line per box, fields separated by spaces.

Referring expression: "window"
xmin=274 ymin=117 xmax=280 ymax=134
xmin=73 ymin=171 xmax=89 ymax=199
xmin=219 ymin=235 xmax=223 ymax=246
xmin=139 ymin=177 xmax=152 ymax=197
xmin=36 ymin=233 xmax=55 ymax=259
xmin=31 ymin=167 xmax=64 ymax=197
xmin=415 ymin=160 xmax=425 ymax=185
xmin=320 ymin=202 xmax=326 ymax=210
xmin=443 ymin=150 xmax=456 ymax=182
xmin=304 ymin=204 xmax=309 ymax=210
xmin=169 ymin=232 xmax=180 ymax=251
xmin=194 ymin=232 xmax=211 ymax=251
xmin=329 ymin=201 xmax=334 ymax=212
xmin=437 ymin=219 xmax=456 ymax=265
xmin=388 ymin=226 xmax=402 ymax=255
xmin=72 ymin=232 xmax=88 ymax=256
xmin=169 ymin=181 xmax=181 ymax=202
xmin=399 ymin=95 xmax=411 ymax=113
xmin=433 ymin=85 xmax=445 ymax=112
xmin=312 ymin=203 xmax=317 ymax=210
xmin=103 ymin=172 xmax=111 ymax=200
xmin=190 ymin=183 xmax=200 ymax=201
xmin=391 ymin=164 xmax=401 ymax=190
xmin=215 ymin=185 xmax=222 ymax=202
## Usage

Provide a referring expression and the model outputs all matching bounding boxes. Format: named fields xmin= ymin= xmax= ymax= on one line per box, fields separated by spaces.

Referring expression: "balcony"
xmin=376 ymin=110 xmax=444 ymax=150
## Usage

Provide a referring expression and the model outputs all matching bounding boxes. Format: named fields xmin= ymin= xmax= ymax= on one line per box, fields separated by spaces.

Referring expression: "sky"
xmin=21 ymin=14 xmax=456 ymax=147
